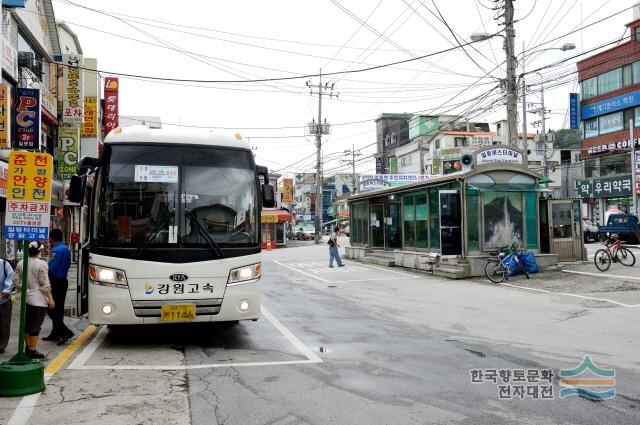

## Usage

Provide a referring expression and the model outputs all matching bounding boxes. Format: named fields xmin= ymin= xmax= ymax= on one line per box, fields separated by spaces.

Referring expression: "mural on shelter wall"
xmin=483 ymin=192 xmax=523 ymax=249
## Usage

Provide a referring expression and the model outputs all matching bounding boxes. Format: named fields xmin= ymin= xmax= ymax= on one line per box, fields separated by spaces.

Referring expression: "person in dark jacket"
xmin=44 ymin=229 xmax=74 ymax=345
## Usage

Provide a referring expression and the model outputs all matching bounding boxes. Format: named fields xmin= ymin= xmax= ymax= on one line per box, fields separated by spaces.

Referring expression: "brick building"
xmin=577 ymin=8 xmax=640 ymax=224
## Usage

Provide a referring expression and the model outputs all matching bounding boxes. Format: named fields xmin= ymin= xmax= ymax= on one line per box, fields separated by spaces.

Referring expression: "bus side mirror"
xmin=78 ymin=156 xmax=99 ymax=175
xmin=68 ymin=175 xmax=86 ymax=204
xmin=262 ymin=184 xmax=275 ymax=208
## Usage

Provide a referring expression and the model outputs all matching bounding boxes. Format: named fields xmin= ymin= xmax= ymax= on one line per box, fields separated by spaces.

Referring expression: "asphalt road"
xmin=1 ymin=238 xmax=639 ymax=424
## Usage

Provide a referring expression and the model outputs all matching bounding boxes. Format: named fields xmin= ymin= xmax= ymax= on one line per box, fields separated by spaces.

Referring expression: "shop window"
xmin=636 ymin=26 xmax=640 ymax=41
xmin=551 ymin=204 xmax=573 ymax=239
xmin=584 ymin=118 xmax=598 ymax=138
xmin=625 ymin=109 xmax=634 ymax=128
xmin=580 ymin=77 xmax=597 ymax=100
xmin=483 ymin=192 xmax=523 ymax=250
xmin=624 ymin=64 xmax=633 ymax=87
xmin=598 ymin=112 xmax=623 ymax=135
xmin=584 ymin=159 xmax=598 ymax=178
xmin=428 ymin=190 xmax=440 ymax=249
xmin=597 ymin=69 xmax=622 ymax=95
xmin=634 ymin=62 xmax=640 ymax=85
xmin=524 ymin=192 xmax=538 ymax=250
xmin=466 ymin=187 xmax=479 ymax=251
xmin=416 ymin=193 xmax=428 ymax=249
xmin=600 ymin=154 xmax=630 ymax=177
xmin=454 ymin=137 xmax=465 ymax=147
xmin=403 ymin=195 xmax=415 ymax=249
xmin=635 ymin=107 xmax=640 ymax=127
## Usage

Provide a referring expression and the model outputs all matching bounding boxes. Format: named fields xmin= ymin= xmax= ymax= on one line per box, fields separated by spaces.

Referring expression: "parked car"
xmin=582 ymin=218 xmax=599 ymax=243
xmin=598 ymin=214 xmax=640 ymax=244
xmin=295 ymin=224 xmax=315 ymax=240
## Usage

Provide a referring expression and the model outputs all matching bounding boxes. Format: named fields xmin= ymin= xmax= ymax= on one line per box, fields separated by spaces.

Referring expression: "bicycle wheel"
xmin=594 ymin=249 xmax=611 ymax=272
xmin=617 ymin=247 xmax=636 ymax=267
xmin=485 ymin=259 xmax=506 ymax=283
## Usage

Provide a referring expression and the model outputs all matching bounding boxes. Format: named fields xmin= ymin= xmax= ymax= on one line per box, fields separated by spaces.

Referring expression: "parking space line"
xmin=343 ymin=260 xmax=419 ymax=278
xmin=67 ymin=306 xmax=322 ymax=371
xmin=562 ymin=269 xmax=640 ymax=281
xmin=498 ymin=282 xmax=640 ymax=308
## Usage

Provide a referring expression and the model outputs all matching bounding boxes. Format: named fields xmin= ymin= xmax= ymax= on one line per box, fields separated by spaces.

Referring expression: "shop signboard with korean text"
xmin=475 ymin=147 xmax=524 ymax=166
xmin=103 ymin=77 xmax=119 ymax=136
xmin=62 ymin=54 xmax=83 ymax=124
xmin=3 ymin=151 xmax=53 ymax=241
xmin=358 ymin=174 xmax=434 ymax=192
xmin=569 ymin=93 xmax=579 ymax=129
xmin=0 ymin=84 xmax=10 ymax=148
xmin=575 ymin=175 xmax=632 ymax=199
xmin=57 ymin=127 xmax=80 ymax=179
xmin=0 ymin=161 xmax=7 ymax=197
xmin=14 ymin=88 xmax=41 ymax=150
xmin=82 ymin=97 xmax=98 ymax=137
xmin=282 ymin=178 xmax=293 ymax=203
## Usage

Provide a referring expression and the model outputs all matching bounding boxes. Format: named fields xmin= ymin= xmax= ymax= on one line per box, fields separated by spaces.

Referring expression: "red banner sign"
xmin=103 ymin=77 xmax=119 ymax=136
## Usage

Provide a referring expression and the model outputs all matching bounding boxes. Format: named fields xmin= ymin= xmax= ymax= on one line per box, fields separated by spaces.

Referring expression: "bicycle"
xmin=594 ymin=234 xmax=636 ymax=272
xmin=484 ymin=243 xmax=531 ymax=283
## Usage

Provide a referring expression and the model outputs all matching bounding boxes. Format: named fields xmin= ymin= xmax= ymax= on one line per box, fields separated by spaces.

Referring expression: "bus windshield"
xmin=94 ymin=144 xmax=258 ymax=250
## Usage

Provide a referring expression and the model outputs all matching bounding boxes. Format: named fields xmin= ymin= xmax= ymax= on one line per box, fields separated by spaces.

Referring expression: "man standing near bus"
xmin=44 ymin=229 xmax=74 ymax=345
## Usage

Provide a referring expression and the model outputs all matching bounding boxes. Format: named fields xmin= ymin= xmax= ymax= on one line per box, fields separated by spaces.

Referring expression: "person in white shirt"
xmin=328 ymin=225 xmax=345 ymax=268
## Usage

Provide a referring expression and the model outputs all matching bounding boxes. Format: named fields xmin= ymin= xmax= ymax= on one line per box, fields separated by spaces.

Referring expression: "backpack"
xmin=327 ymin=239 xmax=334 ymax=247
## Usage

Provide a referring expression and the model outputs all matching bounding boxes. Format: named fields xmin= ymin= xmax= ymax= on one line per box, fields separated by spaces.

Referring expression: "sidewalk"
xmin=0 ymin=262 xmax=84 ymax=362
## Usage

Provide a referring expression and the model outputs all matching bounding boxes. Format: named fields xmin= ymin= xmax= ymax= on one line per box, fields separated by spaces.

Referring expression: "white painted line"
xmin=67 ymin=306 xmax=322 ymax=370
xmin=562 ymin=269 xmax=640 ymax=281
xmin=273 ymin=259 xmax=332 ymax=283
xmin=7 ymin=376 xmax=49 ymax=425
xmin=67 ymin=325 xmax=109 ymax=369
xmin=344 ymin=260 xmax=418 ymax=278
xmin=336 ymin=276 xmax=420 ymax=283
xmin=498 ymin=282 xmax=640 ymax=308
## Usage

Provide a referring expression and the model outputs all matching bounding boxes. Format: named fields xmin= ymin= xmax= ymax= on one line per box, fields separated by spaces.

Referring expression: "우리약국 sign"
xmin=3 ymin=151 xmax=53 ymax=241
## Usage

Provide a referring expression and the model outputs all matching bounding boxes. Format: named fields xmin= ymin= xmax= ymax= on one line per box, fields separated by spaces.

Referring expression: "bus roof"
xmin=104 ymin=125 xmax=251 ymax=150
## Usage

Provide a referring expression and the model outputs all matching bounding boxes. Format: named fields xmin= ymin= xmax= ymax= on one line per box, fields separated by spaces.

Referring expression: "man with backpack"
xmin=328 ymin=225 xmax=345 ymax=268
xmin=0 ymin=256 xmax=15 ymax=354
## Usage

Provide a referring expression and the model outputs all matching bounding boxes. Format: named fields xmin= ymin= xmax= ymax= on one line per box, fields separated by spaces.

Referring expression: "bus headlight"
xmin=89 ymin=264 xmax=128 ymax=286
xmin=227 ymin=263 xmax=261 ymax=285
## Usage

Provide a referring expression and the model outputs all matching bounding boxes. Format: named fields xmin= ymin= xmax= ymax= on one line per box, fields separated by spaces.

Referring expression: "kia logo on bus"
xmin=169 ymin=273 xmax=189 ymax=282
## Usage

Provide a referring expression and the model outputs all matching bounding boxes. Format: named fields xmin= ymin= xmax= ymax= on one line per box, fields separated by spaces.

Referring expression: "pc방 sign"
xmin=3 ymin=151 xmax=53 ymax=241
xmin=57 ymin=127 xmax=80 ymax=179
xmin=14 ymin=88 xmax=41 ymax=150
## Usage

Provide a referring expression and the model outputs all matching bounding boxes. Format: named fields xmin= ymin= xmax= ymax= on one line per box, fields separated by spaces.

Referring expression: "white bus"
xmin=69 ymin=125 xmax=275 ymax=325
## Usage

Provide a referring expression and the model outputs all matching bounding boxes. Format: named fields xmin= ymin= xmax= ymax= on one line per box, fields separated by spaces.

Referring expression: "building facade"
xmin=577 ymin=10 xmax=640 ymax=224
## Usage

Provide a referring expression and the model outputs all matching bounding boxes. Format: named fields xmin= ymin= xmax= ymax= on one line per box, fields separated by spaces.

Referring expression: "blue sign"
xmin=2 ymin=1 xmax=26 ymax=7
xmin=3 ymin=225 xmax=49 ymax=241
xmin=582 ymin=89 xmax=640 ymax=120
xmin=569 ymin=93 xmax=579 ymax=129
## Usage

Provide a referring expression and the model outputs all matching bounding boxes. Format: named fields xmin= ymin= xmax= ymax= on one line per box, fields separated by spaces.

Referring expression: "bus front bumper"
xmin=88 ymin=280 xmax=261 ymax=325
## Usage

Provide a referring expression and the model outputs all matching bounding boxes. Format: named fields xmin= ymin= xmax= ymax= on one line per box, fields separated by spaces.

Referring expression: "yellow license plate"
xmin=161 ymin=304 xmax=196 ymax=321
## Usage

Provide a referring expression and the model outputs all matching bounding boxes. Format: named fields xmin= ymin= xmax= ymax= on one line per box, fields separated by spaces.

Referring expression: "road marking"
xmin=8 ymin=325 xmax=97 ymax=425
xmin=562 ymin=269 xmax=640 ymax=281
xmin=68 ymin=306 xmax=322 ymax=370
xmin=273 ymin=260 xmax=332 ymax=283
xmin=498 ymin=282 xmax=640 ymax=308
xmin=337 ymin=276 xmax=420 ymax=283
xmin=344 ymin=260 xmax=419 ymax=278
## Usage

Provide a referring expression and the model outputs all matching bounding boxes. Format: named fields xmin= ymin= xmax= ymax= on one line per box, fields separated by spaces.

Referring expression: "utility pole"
xmin=505 ymin=0 xmax=518 ymax=146
xmin=341 ymin=144 xmax=361 ymax=194
xmin=521 ymin=41 xmax=527 ymax=152
xmin=306 ymin=70 xmax=337 ymax=244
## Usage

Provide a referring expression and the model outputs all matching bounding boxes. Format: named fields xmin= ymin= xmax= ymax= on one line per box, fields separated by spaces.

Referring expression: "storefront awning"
xmin=467 ymin=183 xmax=551 ymax=192
xmin=261 ymin=209 xmax=291 ymax=223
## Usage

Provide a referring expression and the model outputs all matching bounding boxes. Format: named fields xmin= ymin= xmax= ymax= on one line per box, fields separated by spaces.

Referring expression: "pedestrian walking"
xmin=44 ymin=228 xmax=74 ymax=345
xmin=328 ymin=225 xmax=345 ymax=268
xmin=0 ymin=256 xmax=15 ymax=354
xmin=12 ymin=241 xmax=55 ymax=359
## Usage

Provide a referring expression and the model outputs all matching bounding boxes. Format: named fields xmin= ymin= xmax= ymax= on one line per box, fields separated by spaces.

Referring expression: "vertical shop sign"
xmin=62 ymin=54 xmax=83 ymax=124
xmin=82 ymin=97 xmax=98 ymax=137
xmin=14 ymin=88 xmax=41 ymax=150
xmin=0 ymin=161 xmax=7 ymax=197
xmin=103 ymin=77 xmax=119 ymax=136
xmin=57 ymin=127 xmax=80 ymax=179
xmin=0 ymin=84 xmax=10 ymax=148
xmin=282 ymin=178 xmax=293 ymax=203
xmin=3 ymin=151 xmax=53 ymax=241
xmin=569 ymin=93 xmax=579 ymax=130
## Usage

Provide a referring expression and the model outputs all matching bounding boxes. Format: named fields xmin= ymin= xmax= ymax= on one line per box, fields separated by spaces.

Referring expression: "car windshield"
xmin=94 ymin=144 xmax=258 ymax=249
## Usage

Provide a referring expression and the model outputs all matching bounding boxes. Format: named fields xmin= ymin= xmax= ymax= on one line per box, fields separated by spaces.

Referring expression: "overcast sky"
xmin=51 ymin=0 xmax=636 ymax=177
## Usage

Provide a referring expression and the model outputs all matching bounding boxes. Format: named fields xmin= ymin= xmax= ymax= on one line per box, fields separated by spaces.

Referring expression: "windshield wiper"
xmin=185 ymin=209 xmax=225 ymax=259
xmin=132 ymin=211 xmax=175 ymax=258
